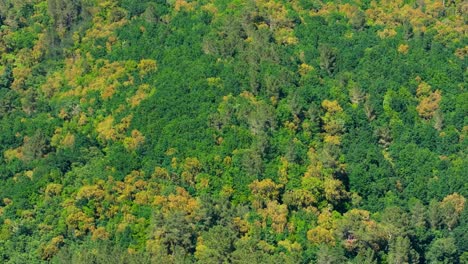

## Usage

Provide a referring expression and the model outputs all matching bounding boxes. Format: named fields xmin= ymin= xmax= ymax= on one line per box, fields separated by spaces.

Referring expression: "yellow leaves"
xmin=96 ymin=114 xmax=133 ymax=143
xmin=152 ymin=195 xmax=166 ymax=206
xmin=4 ymin=147 xmax=23 ymax=162
xmin=275 ymin=27 xmax=299 ymax=45
xmin=19 ymin=209 xmax=33 ymax=219
xmin=283 ymin=189 xmax=317 ymax=209
xmin=366 ymin=0 xmax=422 ymax=33
xmin=78 ymin=112 xmax=88 ymax=126
xmin=91 ymin=227 xmax=109 ymax=241
xmin=76 ymin=185 xmax=105 ymax=201
xmin=340 ymin=4 xmax=366 ymax=30
xmin=233 ymin=217 xmax=250 ymax=234
xmin=0 ymin=218 xmax=13 ymax=241
xmin=278 ymin=157 xmax=289 ymax=184
xmin=337 ymin=208 xmax=388 ymax=251
xmin=322 ymin=100 xmax=343 ymax=113
xmin=152 ymin=166 xmax=170 ymax=179
xmin=398 ymin=44 xmax=409 ymax=54
xmin=307 ymin=226 xmax=336 ymax=246
xmin=194 ymin=239 xmax=209 ymax=260
xmin=345 ymin=208 xmax=370 ymax=221
xmin=377 ymin=28 xmax=397 ymax=39
xmin=146 ymin=238 xmax=164 ymax=255
xmin=426 ymin=1 xmax=445 ymax=18
xmin=101 ymin=83 xmax=118 ymax=100
xmin=454 ymin=46 xmax=468 ymax=59
xmin=123 ymin=129 xmax=145 ymax=151
xmin=181 ymin=157 xmax=202 ymax=185
xmin=253 ymin=241 xmax=273 ymax=254
xmin=416 ymin=80 xmax=432 ymax=97
xmin=134 ymin=179 xmax=147 ymax=190
xmin=201 ymin=3 xmax=218 ymax=14
xmin=129 ymin=84 xmax=152 ymax=107
xmin=154 ymin=187 xmax=200 ymax=221
xmin=41 ymin=71 xmax=64 ymax=98
xmin=223 ymin=156 xmax=232 ymax=166
xmin=113 ymin=171 xmax=147 ymax=202
xmin=324 ymin=135 xmax=341 ymax=145
xmin=83 ymin=12 xmax=127 ymax=43
xmin=97 ymin=116 xmax=117 ymax=141
xmin=438 ymin=193 xmax=466 ymax=230
xmin=66 ymin=211 xmax=94 ymax=237
xmin=344 ymin=31 xmax=355 ymax=39
xmin=88 ymin=61 xmax=127 ymax=99
xmin=183 ymin=157 xmax=202 ymax=173
xmin=257 ymin=0 xmax=292 ymax=30
xmin=59 ymin=58 xmax=136 ymax=100
xmin=118 ymin=115 xmax=133 ymax=131
xmin=62 ymin=133 xmax=76 ymax=148
xmin=174 ymin=0 xmax=195 ymax=12
xmin=45 ymin=183 xmax=63 ymax=197
xmin=134 ymin=191 xmax=153 ymax=205
xmin=304 ymin=148 xmax=323 ymax=178
xmin=317 ymin=209 xmax=336 ymax=229
xmin=171 ymin=157 xmax=178 ymax=169
xmin=137 ymin=59 xmax=157 ymax=76
xmin=106 ymin=35 xmax=118 ymax=52
xmin=207 ymin=77 xmax=222 ymax=87
xmin=321 ymin=100 xmax=345 ymax=142
xmin=64 ymin=52 xmax=86 ymax=88
xmin=339 ymin=3 xmax=358 ymax=18
xmin=31 ymin=33 xmax=47 ymax=61
xmin=323 ymin=178 xmax=349 ymax=205
xmin=417 ymin=90 xmax=442 ymax=119
xmin=298 ymin=63 xmax=314 ymax=76
xmin=249 ymin=179 xmax=281 ymax=208
xmin=278 ymin=239 xmax=302 ymax=252
xmin=364 ymin=0 xmax=463 ymax=43
xmin=51 ymin=128 xmax=75 ymax=149
xmin=11 ymin=66 xmax=31 ymax=90
xmin=166 ymin=147 xmax=177 ymax=156
xmin=252 ymin=0 xmax=297 ymax=46
xmin=196 ymin=175 xmax=210 ymax=190
xmin=441 ymin=193 xmax=465 ymax=214
xmin=414 ymin=80 xmax=444 ymax=128
xmin=239 ymin=90 xmax=256 ymax=101
xmin=322 ymin=124 xmax=342 ymax=140
xmin=41 ymin=236 xmax=64 ymax=260
xmin=220 ymin=185 xmax=234 ymax=197
xmin=3 ymin=198 xmax=12 ymax=206
xmin=258 ymin=201 xmax=288 ymax=233
xmin=309 ymin=213 xmax=334 ymax=244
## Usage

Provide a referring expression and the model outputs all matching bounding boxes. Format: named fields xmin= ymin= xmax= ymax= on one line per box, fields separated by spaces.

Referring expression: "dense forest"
xmin=0 ymin=0 xmax=466 ymax=263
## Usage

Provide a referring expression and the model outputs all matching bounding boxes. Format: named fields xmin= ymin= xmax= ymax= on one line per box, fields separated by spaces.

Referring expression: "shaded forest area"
xmin=0 ymin=0 xmax=466 ymax=263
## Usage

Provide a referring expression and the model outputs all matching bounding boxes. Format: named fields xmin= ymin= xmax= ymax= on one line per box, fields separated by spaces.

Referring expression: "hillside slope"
xmin=0 ymin=0 xmax=466 ymax=263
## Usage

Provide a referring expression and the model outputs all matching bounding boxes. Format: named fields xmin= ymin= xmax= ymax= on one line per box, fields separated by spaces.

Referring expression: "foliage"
xmin=0 ymin=0 xmax=466 ymax=263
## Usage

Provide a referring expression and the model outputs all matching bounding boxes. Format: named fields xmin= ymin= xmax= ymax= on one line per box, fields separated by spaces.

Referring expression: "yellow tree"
xmin=249 ymin=179 xmax=281 ymax=209
xmin=439 ymin=193 xmax=465 ymax=230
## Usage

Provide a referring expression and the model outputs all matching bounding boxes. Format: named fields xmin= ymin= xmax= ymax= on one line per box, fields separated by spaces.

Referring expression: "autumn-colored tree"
xmin=416 ymin=90 xmax=442 ymax=119
xmin=439 ymin=193 xmax=466 ymax=230
xmin=249 ymin=179 xmax=281 ymax=209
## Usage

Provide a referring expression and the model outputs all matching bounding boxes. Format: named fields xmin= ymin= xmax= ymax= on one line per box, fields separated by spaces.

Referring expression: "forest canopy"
xmin=0 ymin=0 xmax=466 ymax=263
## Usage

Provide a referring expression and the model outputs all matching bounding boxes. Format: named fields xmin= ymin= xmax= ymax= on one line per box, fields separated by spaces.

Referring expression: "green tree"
xmin=195 ymin=225 xmax=238 ymax=264
xmin=387 ymin=236 xmax=419 ymax=264
xmin=426 ymin=237 xmax=458 ymax=264
xmin=319 ymin=45 xmax=337 ymax=76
